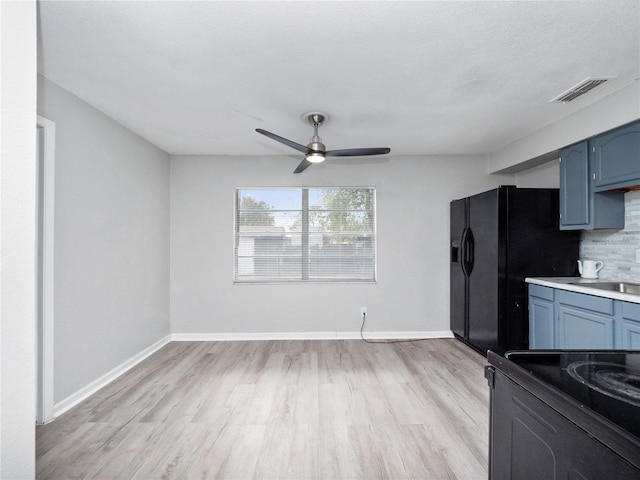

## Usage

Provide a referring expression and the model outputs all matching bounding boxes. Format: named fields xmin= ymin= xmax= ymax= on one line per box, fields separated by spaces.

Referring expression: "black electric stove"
xmin=486 ymin=350 xmax=640 ymax=479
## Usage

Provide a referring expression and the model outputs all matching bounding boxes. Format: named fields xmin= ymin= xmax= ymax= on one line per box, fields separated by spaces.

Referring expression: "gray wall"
xmin=515 ymin=160 xmax=559 ymax=188
xmin=170 ymin=154 xmax=514 ymax=335
xmin=37 ymin=76 xmax=171 ymax=403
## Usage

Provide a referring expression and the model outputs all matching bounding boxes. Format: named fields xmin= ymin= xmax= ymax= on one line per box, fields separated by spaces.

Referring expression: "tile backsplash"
xmin=580 ymin=190 xmax=640 ymax=282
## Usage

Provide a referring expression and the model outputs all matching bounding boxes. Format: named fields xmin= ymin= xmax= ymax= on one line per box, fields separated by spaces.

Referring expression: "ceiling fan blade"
xmin=255 ymin=128 xmax=311 ymax=154
xmin=293 ymin=159 xmax=313 ymax=174
xmin=325 ymin=147 xmax=391 ymax=157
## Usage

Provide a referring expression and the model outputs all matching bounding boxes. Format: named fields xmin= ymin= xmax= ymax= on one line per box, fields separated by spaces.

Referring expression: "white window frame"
xmin=234 ymin=187 xmax=377 ymax=284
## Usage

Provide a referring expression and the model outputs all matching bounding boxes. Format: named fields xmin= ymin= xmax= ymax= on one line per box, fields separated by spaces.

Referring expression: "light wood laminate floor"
xmin=37 ymin=339 xmax=489 ymax=480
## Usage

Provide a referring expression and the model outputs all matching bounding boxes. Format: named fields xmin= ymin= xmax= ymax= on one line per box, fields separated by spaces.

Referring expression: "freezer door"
xmin=450 ymin=199 xmax=468 ymax=339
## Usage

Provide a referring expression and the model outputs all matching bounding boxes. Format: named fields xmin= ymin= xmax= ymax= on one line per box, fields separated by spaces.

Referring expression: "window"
xmin=235 ymin=187 xmax=376 ymax=283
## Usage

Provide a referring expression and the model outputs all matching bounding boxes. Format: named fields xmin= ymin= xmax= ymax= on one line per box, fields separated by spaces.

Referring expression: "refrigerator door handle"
xmin=460 ymin=227 xmax=469 ymax=277
xmin=464 ymin=227 xmax=475 ymax=276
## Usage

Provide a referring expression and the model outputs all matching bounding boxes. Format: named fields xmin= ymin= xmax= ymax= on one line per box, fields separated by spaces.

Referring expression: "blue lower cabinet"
xmin=529 ymin=285 xmax=639 ymax=350
xmin=619 ymin=321 xmax=640 ymax=349
xmin=529 ymin=292 xmax=555 ymax=349
xmin=620 ymin=302 xmax=640 ymax=349
xmin=557 ymin=290 xmax=614 ymax=315
xmin=557 ymin=305 xmax=614 ymax=349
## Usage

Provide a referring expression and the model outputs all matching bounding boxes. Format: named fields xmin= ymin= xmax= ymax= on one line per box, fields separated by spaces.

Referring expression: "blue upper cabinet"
xmin=559 ymin=141 xmax=590 ymax=228
xmin=593 ymin=120 xmax=640 ymax=192
xmin=559 ymin=140 xmax=625 ymax=230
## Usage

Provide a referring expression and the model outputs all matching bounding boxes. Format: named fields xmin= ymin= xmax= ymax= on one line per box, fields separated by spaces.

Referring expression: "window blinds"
xmin=235 ymin=187 xmax=376 ymax=283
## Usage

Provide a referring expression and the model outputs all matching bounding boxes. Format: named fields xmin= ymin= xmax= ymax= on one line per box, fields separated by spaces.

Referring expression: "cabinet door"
xmin=559 ymin=142 xmax=590 ymax=229
xmin=619 ymin=321 xmax=640 ymax=349
xmin=557 ymin=305 xmax=614 ymax=349
xmin=619 ymin=302 xmax=640 ymax=349
xmin=593 ymin=121 xmax=640 ymax=191
xmin=529 ymin=297 xmax=555 ymax=349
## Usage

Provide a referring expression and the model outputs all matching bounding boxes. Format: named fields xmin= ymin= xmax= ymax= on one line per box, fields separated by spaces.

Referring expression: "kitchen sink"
xmin=570 ymin=282 xmax=640 ymax=295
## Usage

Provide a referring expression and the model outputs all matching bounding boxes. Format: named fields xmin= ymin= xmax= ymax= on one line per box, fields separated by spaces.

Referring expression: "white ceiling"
xmin=37 ymin=1 xmax=640 ymax=157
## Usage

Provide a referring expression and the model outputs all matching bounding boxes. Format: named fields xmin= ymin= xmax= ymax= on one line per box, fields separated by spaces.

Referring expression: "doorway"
xmin=36 ymin=115 xmax=55 ymax=424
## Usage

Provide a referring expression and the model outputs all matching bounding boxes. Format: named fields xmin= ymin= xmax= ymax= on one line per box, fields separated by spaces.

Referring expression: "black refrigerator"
xmin=450 ymin=186 xmax=580 ymax=356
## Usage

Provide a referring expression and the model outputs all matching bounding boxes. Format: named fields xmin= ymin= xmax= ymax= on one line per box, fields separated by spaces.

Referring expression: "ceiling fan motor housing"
xmin=307 ymin=135 xmax=326 ymax=152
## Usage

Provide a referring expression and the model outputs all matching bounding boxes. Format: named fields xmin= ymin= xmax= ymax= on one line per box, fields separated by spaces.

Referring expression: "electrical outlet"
xmin=360 ymin=307 xmax=367 ymax=317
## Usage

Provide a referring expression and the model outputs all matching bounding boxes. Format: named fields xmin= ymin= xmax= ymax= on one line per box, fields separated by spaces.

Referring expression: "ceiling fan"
xmin=255 ymin=112 xmax=391 ymax=174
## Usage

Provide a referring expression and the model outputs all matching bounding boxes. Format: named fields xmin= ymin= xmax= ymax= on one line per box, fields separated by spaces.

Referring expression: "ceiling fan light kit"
xmin=256 ymin=112 xmax=390 ymax=174
xmin=306 ymin=152 xmax=326 ymax=163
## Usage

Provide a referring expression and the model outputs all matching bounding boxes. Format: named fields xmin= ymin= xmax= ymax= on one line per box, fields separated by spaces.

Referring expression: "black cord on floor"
xmin=359 ymin=313 xmax=431 ymax=344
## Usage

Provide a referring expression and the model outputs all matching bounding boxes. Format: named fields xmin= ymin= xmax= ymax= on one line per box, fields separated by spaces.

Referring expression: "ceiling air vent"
xmin=549 ymin=77 xmax=615 ymax=103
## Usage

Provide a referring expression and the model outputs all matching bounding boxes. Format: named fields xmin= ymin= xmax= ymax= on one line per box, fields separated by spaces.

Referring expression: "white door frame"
xmin=36 ymin=115 xmax=55 ymax=424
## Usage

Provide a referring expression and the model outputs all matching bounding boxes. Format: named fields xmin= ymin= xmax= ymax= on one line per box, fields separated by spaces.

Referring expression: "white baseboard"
xmin=53 ymin=334 xmax=172 ymax=418
xmin=358 ymin=330 xmax=455 ymax=340
xmin=171 ymin=331 xmax=455 ymax=341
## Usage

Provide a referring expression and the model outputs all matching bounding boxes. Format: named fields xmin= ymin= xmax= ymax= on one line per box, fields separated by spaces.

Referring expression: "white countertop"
xmin=526 ymin=277 xmax=640 ymax=304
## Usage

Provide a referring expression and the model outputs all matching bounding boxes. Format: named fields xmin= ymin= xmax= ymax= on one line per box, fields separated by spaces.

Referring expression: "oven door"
xmin=486 ymin=365 xmax=640 ymax=478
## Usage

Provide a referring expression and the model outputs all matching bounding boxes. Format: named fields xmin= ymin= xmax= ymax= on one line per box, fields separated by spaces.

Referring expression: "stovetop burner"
xmin=567 ymin=361 xmax=640 ymax=407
